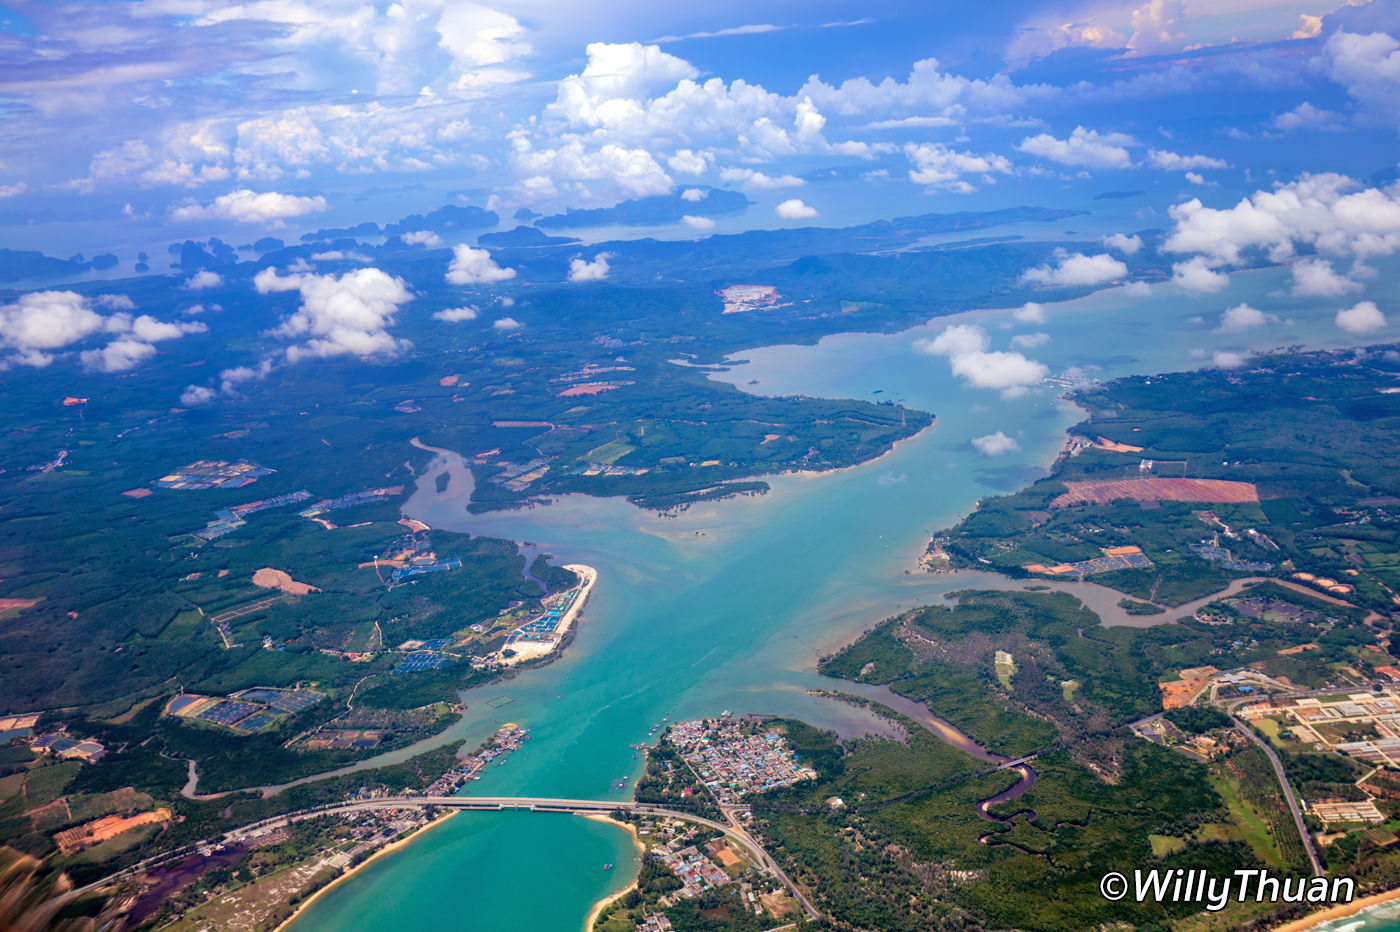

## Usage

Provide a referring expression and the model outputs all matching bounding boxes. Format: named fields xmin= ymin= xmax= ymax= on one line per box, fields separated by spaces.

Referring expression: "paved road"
xmin=69 ymin=795 xmax=821 ymax=921
xmin=1225 ymin=710 xmax=1325 ymax=877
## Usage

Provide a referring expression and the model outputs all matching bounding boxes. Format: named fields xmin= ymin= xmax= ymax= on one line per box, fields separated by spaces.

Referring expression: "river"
xmin=289 ymin=258 xmax=1398 ymax=932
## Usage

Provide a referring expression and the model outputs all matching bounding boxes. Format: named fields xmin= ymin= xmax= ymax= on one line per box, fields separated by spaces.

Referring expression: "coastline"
xmin=1272 ymin=886 xmax=1400 ymax=932
xmin=272 ymin=810 xmax=458 ymax=932
xmin=500 ymin=564 xmax=598 ymax=666
xmin=580 ymin=813 xmax=644 ymax=932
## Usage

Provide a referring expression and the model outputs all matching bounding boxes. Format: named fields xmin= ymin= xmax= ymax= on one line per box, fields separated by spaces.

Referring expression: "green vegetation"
xmin=943 ymin=344 xmax=1400 ymax=614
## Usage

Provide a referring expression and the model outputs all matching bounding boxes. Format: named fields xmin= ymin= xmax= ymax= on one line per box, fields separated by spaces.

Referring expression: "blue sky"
xmin=0 ymin=0 xmax=1397 ymax=253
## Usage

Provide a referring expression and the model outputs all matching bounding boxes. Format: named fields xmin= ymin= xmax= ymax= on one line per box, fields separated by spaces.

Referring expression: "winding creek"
xmin=288 ymin=260 xmax=1400 ymax=932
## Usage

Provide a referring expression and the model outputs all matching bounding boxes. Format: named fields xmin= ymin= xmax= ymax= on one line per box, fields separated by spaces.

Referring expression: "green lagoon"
xmin=290 ymin=262 xmax=1398 ymax=932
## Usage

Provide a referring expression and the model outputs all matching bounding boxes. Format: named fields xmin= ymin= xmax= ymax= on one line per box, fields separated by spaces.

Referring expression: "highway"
xmin=70 ymin=795 xmax=822 ymax=921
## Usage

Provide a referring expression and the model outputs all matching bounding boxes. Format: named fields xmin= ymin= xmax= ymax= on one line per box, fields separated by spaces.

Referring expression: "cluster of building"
xmin=1231 ymin=597 xmax=1319 ymax=624
xmin=298 ymin=486 xmax=403 ymax=521
xmin=667 ymin=719 xmax=816 ymax=804
xmin=367 ymin=533 xmax=464 ymax=586
xmin=432 ymin=725 xmax=528 ymax=794
xmin=1024 ymin=545 xmax=1153 ymax=578
xmin=156 ymin=460 xmax=273 ymax=490
xmin=191 ymin=489 xmax=313 ymax=541
xmin=654 ymin=843 xmax=732 ymax=901
xmin=164 ymin=687 xmax=323 ymax=732
xmin=1240 ymin=692 xmax=1400 ymax=768
xmin=717 ymin=284 xmax=785 ymax=314
xmin=489 ymin=458 xmax=552 ymax=492
xmin=1191 ymin=538 xmax=1275 ymax=573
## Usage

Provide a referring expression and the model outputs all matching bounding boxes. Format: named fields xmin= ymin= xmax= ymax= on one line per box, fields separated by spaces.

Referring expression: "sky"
xmin=0 ymin=0 xmax=1397 ymax=256
xmin=1 ymin=0 xmax=1399 ymax=379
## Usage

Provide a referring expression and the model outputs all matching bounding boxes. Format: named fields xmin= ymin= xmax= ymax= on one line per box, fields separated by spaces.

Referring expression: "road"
xmin=1228 ymin=713 xmax=1324 ymax=876
xmin=69 ymin=795 xmax=822 ymax=921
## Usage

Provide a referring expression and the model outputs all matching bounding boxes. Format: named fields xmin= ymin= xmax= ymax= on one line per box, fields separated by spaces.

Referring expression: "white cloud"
xmin=446 ymin=245 xmax=517 ymax=285
xmin=680 ymin=188 xmax=705 ymax=202
xmin=493 ymin=316 xmax=522 ymax=330
xmin=1147 ymin=149 xmax=1227 ymax=171
xmin=129 ymin=314 xmax=206 ymax=341
xmin=185 ymin=270 xmax=223 ymax=290
xmin=682 ymin=215 xmax=715 ymax=230
xmin=180 ymin=384 xmax=216 ymax=406
xmin=402 ymin=230 xmax=442 ymax=247
xmin=1270 ymin=102 xmax=1343 ymax=133
xmin=720 ymin=168 xmax=804 ymax=190
xmin=1322 ymin=31 xmax=1400 ymax=130
xmin=1216 ymin=303 xmax=1269 ymax=333
xmin=1185 ymin=172 xmax=1206 ymax=186
xmin=1021 ymin=252 xmax=1127 ymax=287
xmin=775 ymin=199 xmax=818 ymax=219
xmin=1291 ymin=257 xmax=1363 ymax=297
xmin=1212 ymin=350 xmax=1248 ymax=369
xmin=568 ymin=254 xmax=611 ymax=282
xmin=512 ymin=137 xmax=673 ymax=200
xmin=1101 ymin=233 xmax=1143 ymax=255
xmin=255 ymin=266 xmax=413 ymax=361
xmin=669 ymin=151 xmax=710 ymax=175
xmin=1336 ymin=300 xmax=1387 ymax=334
xmin=311 ymin=250 xmax=370 ymax=262
xmin=903 ymin=142 xmax=1011 ymax=191
xmin=971 ymin=431 xmax=1020 ymax=456
xmin=80 ymin=338 xmax=157 ymax=373
xmin=913 ymin=323 xmax=1048 ymax=396
xmin=1018 ymin=126 xmax=1133 ymax=169
xmin=1171 ymin=257 xmax=1229 ymax=293
xmin=171 ymin=189 xmax=328 ymax=223
xmin=435 ymin=305 xmax=479 ymax=322
xmin=0 ymin=183 xmax=27 ymax=198
xmin=1013 ymin=302 xmax=1046 ymax=324
xmin=0 ymin=290 xmax=199 ymax=369
xmin=1010 ymin=332 xmax=1050 ymax=349
xmin=1123 ymin=281 xmax=1153 ymax=297
xmin=1163 ymin=175 xmax=1400 ymax=270
xmin=219 ymin=358 xmax=274 ymax=393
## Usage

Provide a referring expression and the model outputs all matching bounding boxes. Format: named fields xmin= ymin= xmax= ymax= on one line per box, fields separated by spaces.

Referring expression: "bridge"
xmin=72 ymin=795 xmax=821 ymax=922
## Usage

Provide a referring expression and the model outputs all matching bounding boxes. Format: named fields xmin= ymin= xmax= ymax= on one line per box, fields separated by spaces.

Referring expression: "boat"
xmin=603 ymin=864 xmax=613 ymax=870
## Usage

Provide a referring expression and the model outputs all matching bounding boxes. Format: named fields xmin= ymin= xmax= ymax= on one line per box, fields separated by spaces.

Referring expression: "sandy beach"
xmin=272 ymin=811 xmax=457 ymax=932
xmin=1271 ymin=886 xmax=1400 ymax=932
xmin=500 ymin=564 xmax=598 ymax=666
xmin=580 ymin=812 xmax=644 ymax=932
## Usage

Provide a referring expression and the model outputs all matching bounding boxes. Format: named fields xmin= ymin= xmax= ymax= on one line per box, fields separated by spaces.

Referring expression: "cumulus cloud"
xmin=1270 ymin=102 xmax=1343 ymax=133
xmin=434 ymin=305 xmax=479 ymax=322
xmin=682 ymin=215 xmax=715 ymax=230
xmin=720 ymin=168 xmax=804 ymax=190
xmin=446 ymin=245 xmax=517 ymax=285
xmin=1147 ymin=149 xmax=1227 ymax=171
xmin=1291 ymin=257 xmax=1363 ymax=297
xmin=680 ymin=188 xmax=706 ymax=202
xmin=568 ymin=254 xmax=611 ymax=282
xmin=903 ymin=142 xmax=1011 ymax=191
xmin=1336 ymin=300 xmax=1388 ymax=334
xmin=493 ymin=316 xmax=522 ymax=330
xmin=0 ymin=290 xmax=199 ymax=369
xmin=669 ymin=151 xmax=710 ymax=175
xmin=1215 ymin=303 xmax=1270 ymax=333
xmin=1123 ymin=281 xmax=1153 ymax=297
xmin=1021 ymin=252 xmax=1127 ymax=287
xmin=1011 ymin=332 xmax=1051 ymax=349
xmin=255 ymin=266 xmax=413 ymax=361
xmin=402 ymin=230 xmax=443 ymax=247
xmin=512 ymin=137 xmax=673 ymax=200
xmin=311 ymin=250 xmax=370 ymax=263
xmin=180 ymin=384 xmax=216 ymax=406
xmin=1212 ymin=350 xmax=1249 ymax=369
xmin=1163 ymin=174 xmax=1400 ymax=270
xmin=913 ymin=323 xmax=1048 ymax=396
xmin=1018 ymin=126 xmax=1133 ymax=169
xmin=775 ymin=199 xmax=818 ymax=219
xmin=1171 ymin=257 xmax=1229 ymax=293
xmin=1013 ymin=302 xmax=1046 ymax=324
xmin=971 ymin=431 xmax=1021 ymax=456
xmin=219 ymin=358 xmax=274 ymax=394
xmin=185 ymin=270 xmax=223 ymax=290
xmin=1321 ymin=31 xmax=1400 ymax=129
xmin=1101 ymin=233 xmax=1142 ymax=255
xmin=171 ymin=189 xmax=328 ymax=224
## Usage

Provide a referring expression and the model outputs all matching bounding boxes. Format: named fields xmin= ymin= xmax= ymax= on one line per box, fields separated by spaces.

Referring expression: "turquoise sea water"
xmin=291 ymin=261 xmax=1399 ymax=932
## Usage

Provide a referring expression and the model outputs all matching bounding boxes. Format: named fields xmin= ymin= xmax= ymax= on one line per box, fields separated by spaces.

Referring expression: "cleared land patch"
xmin=251 ymin=568 xmax=321 ymax=596
xmin=1051 ymin=477 xmax=1259 ymax=508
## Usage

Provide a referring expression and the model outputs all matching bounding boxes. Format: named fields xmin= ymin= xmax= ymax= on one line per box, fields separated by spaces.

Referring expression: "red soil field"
xmin=1051 ymin=477 xmax=1259 ymax=508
